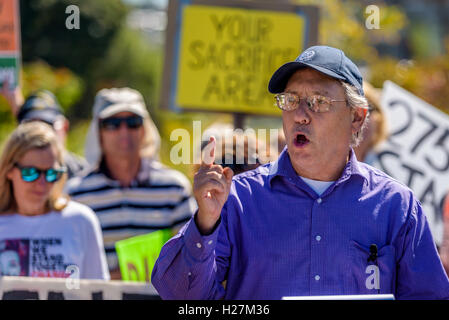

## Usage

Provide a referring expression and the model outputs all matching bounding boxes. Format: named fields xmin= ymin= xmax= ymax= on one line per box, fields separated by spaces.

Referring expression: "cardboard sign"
xmin=372 ymin=81 xmax=449 ymax=245
xmin=0 ymin=0 xmax=21 ymax=88
xmin=115 ymin=230 xmax=172 ymax=282
xmin=0 ymin=276 xmax=160 ymax=300
xmin=161 ymin=0 xmax=319 ymax=116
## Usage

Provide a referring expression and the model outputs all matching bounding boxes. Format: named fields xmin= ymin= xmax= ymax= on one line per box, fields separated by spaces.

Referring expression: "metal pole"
xmin=233 ymin=113 xmax=245 ymax=130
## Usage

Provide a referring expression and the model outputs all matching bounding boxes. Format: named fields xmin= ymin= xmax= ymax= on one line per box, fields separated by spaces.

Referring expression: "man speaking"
xmin=152 ymin=45 xmax=449 ymax=299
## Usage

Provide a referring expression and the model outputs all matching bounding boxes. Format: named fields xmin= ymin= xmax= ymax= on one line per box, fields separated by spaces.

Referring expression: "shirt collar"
xmin=268 ymin=146 xmax=368 ymax=188
xmin=268 ymin=146 xmax=297 ymax=185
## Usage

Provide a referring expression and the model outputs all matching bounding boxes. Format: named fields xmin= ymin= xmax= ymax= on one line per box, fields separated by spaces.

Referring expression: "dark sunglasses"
xmin=14 ymin=164 xmax=67 ymax=183
xmin=221 ymin=163 xmax=258 ymax=174
xmin=99 ymin=116 xmax=143 ymax=130
xmin=220 ymin=154 xmax=260 ymax=174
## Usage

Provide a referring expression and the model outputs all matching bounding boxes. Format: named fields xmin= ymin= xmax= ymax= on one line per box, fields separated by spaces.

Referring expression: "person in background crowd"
xmin=353 ymin=81 xmax=388 ymax=164
xmin=0 ymin=79 xmax=23 ymax=116
xmin=0 ymin=121 xmax=109 ymax=279
xmin=65 ymin=87 xmax=197 ymax=279
xmin=276 ymin=129 xmax=286 ymax=156
xmin=196 ymin=123 xmax=262 ymax=176
xmin=152 ymin=45 xmax=449 ymax=299
xmin=440 ymin=193 xmax=449 ymax=274
xmin=1 ymin=82 xmax=88 ymax=178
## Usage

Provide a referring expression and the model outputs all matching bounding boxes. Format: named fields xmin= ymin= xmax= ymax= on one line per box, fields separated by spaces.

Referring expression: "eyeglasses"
xmin=99 ymin=116 xmax=143 ymax=130
xmin=14 ymin=164 xmax=67 ymax=183
xmin=274 ymin=93 xmax=346 ymax=113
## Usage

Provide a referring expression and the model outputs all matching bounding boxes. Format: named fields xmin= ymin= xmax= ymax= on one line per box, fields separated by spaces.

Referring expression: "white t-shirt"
xmin=0 ymin=201 xmax=110 ymax=280
xmin=300 ymin=176 xmax=335 ymax=196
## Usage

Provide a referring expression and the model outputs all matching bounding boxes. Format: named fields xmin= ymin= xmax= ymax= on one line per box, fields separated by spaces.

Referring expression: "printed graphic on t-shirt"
xmin=0 ymin=238 xmax=73 ymax=277
xmin=0 ymin=239 xmax=29 ymax=276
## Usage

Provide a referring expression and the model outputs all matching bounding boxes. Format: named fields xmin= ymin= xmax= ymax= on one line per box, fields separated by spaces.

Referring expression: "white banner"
xmin=372 ymin=81 xmax=449 ymax=245
xmin=0 ymin=276 xmax=160 ymax=300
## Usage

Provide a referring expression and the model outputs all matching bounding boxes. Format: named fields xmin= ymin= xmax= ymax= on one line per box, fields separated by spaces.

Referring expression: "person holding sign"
xmin=152 ymin=45 xmax=449 ymax=299
xmin=1 ymin=82 xmax=88 ymax=178
xmin=0 ymin=122 xmax=109 ymax=279
xmin=195 ymin=123 xmax=263 ymax=176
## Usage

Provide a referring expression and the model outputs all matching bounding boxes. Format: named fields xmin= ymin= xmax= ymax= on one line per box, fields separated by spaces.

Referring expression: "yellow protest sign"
xmin=176 ymin=5 xmax=305 ymax=116
xmin=115 ymin=230 xmax=172 ymax=283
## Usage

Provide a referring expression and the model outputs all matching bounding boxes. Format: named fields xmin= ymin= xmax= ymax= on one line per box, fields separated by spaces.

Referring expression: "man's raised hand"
xmin=193 ymin=136 xmax=233 ymax=235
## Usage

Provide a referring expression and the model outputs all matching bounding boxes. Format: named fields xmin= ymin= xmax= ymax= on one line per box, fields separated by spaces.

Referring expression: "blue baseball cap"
xmin=268 ymin=45 xmax=364 ymax=96
xmin=17 ymin=90 xmax=64 ymax=125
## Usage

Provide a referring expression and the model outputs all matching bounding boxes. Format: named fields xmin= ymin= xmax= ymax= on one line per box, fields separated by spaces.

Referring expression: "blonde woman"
xmin=0 ymin=122 xmax=109 ymax=279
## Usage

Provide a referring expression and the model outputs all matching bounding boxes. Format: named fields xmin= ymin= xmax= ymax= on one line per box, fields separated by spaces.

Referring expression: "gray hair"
xmin=340 ymin=81 xmax=370 ymax=147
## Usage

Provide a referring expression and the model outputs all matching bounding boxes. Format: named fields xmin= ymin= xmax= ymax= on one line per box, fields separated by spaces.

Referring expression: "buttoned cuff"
xmin=183 ymin=212 xmax=221 ymax=262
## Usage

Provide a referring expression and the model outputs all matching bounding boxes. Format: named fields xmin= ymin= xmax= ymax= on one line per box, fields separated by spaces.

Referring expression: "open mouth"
xmin=294 ymin=133 xmax=310 ymax=147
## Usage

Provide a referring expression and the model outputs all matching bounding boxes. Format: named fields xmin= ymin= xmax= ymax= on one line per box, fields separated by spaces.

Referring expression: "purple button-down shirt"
xmin=152 ymin=148 xmax=449 ymax=299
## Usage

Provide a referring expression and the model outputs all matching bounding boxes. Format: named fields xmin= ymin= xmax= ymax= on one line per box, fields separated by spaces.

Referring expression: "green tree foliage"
xmin=21 ymin=61 xmax=84 ymax=114
xmin=90 ymin=27 xmax=162 ymax=120
xmin=0 ymin=61 xmax=84 ymax=150
xmin=295 ymin=0 xmax=407 ymax=61
xmin=20 ymin=0 xmax=129 ymax=119
xmin=20 ymin=0 xmax=127 ymax=77
xmin=369 ymin=39 xmax=449 ymax=113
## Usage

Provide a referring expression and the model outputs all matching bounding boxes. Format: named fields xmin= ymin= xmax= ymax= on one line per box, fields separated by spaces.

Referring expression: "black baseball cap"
xmin=268 ymin=45 xmax=364 ymax=96
xmin=17 ymin=90 xmax=64 ymax=125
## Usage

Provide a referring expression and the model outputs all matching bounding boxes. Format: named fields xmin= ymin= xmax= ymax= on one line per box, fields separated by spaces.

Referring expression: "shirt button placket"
xmin=311 ymin=197 xmax=324 ymax=294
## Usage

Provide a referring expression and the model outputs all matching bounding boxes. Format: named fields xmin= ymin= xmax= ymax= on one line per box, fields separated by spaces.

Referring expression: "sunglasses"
xmin=219 ymin=154 xmax=260 ymax=174
xmin=14 ymin=164 xmax=67 ymax=183
xmin=221 ymin=163 xmax=259 ymax=174
xmin=99 ymin=116 xmax=143 ymax=130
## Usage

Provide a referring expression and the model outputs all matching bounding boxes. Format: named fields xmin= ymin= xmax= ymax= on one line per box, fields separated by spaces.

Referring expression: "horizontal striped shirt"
xmin=65 ymin=158 xmax=197 ymax=270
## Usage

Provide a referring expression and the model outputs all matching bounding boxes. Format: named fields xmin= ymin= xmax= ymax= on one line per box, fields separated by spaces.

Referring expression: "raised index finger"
xmin=201 ymin=136 xmax=216 ymax=167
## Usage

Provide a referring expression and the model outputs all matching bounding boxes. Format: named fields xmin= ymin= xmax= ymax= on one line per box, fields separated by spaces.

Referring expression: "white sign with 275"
xmin=372 ymin=81 xmax=449 ymax=245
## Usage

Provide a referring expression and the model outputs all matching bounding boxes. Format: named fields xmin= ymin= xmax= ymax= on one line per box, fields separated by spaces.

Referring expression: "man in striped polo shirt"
xmin=66 ymin=88 xmax=197 ymax=279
